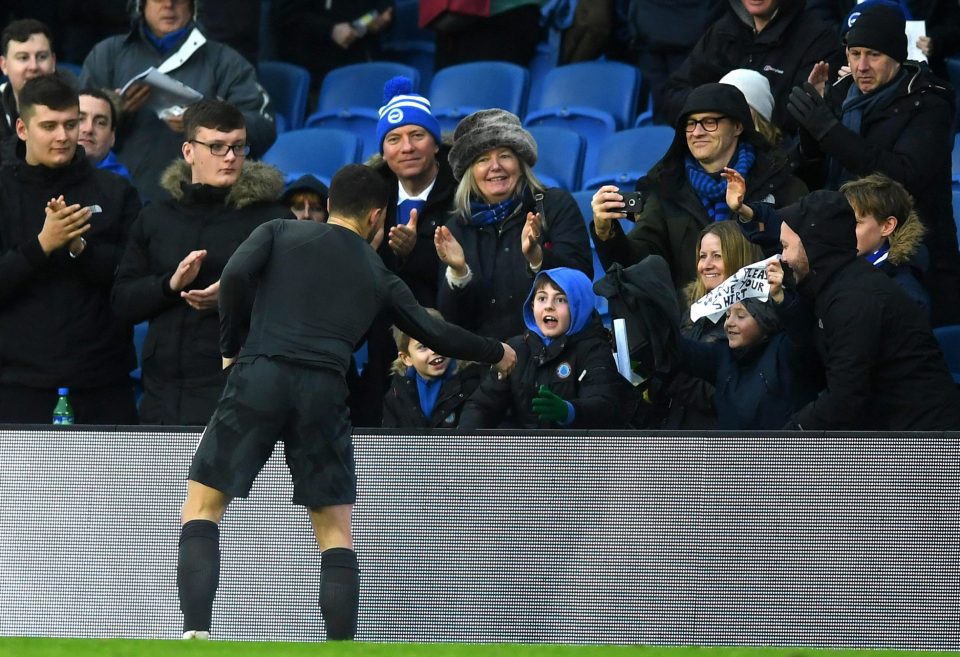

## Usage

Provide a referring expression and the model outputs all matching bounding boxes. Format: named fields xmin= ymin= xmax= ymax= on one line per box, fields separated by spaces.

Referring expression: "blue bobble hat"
xmin=376 ymin=76 xmax=442 ymax=154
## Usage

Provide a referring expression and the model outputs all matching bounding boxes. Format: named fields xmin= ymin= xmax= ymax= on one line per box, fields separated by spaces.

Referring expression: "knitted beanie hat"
xmin=448 ymin=109 xmax=537 ymax=181
xmin=844 ymin=3 xmax=907 ymax=63
xmin=719 ymin=69 xmax=775 ymax=123
xmin=376 ymin=76 xmax=442 ymax=154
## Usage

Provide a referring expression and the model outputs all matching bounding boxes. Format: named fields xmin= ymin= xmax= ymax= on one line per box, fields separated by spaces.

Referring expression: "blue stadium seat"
xmin=953 ymin=189 xmax=960 ymax=245
xmin=527 ymin=126 xmax=584 ymax=191
xmin=261 ymin=128 xmax=362 ymax=183
xmin=524 ymin=110 xmax=616 ymax=184
xmin=527 ymin=60 xmax=641 ymax=129
xmin=381 ymin=0 xmax=436 ymax=89
xmin=527 ymin=40 xmax=559 ymax=110
xmin=131 ymin=321 xmax=148 ymax=406
xmin=306 ymin=62 xmax=420 ymax=159
xmin=258 ymin=60 xmax=310 ymax=132
xmin=428 ymin=62 xmax=530 ymax=133
xmin=933 ymin=325 xmax=960 ymax=384
xmin=953 ymin=133 xmax=960 ymax=186
xmin=582 ymin=126 xmax=675 ymax=191
xmin=57 ymin=61 xmax=83 ymax=77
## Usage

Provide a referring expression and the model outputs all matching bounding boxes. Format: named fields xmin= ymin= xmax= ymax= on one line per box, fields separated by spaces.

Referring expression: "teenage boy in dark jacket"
xmin=778 ymin=189 xmax=960 ymax=430
xmin=112 ymin=100 xmax=291 ymax=426
xmin=460 ymin=267 xmax=631 ymax=430
xmin=0 ymin=75 xmax=141 ymax=423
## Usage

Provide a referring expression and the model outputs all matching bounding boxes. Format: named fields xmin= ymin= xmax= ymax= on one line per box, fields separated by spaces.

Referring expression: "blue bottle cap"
xmin=57 ymin=387 xmax=69 ymax=396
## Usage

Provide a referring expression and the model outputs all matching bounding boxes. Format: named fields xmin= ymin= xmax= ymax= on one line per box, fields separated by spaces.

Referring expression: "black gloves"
xmin=787 ymin=82 xmax=839 ymax=141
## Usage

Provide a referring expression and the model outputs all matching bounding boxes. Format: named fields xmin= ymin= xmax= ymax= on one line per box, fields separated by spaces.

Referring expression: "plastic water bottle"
xmin=52 ymin=388 xmax=75 ymax=425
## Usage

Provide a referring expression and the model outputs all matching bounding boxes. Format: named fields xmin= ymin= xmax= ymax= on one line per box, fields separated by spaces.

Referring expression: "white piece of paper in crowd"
xmin=689 ymin=254 xmax=781 ymax=324
xmin=612 ymin=318 xmax=646 ymax=387
xmin=119 ymin=66 xmax=203 ymax=119
xmin=905 ymin=21 xmax=928 ymax=63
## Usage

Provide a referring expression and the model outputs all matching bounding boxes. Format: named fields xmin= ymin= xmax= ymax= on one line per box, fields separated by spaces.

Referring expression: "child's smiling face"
xmin=401 ymin=338 xmax=450 ymax=380
xmin=533 ymin=281 xmax=571 ymax=338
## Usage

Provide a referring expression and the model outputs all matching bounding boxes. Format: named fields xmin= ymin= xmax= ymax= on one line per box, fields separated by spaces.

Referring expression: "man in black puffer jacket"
xmin=662 ymin=0 xmax=843 ymax=131
xmin=787 ymin=3 xmax=960 ymax=326
xmin=779 ymin=190 xmax=960 ymax=430
xmin=112 ymin=100 xmax=291 ymax=426
xmin=0 ymin=76 xmax=141 ymax=423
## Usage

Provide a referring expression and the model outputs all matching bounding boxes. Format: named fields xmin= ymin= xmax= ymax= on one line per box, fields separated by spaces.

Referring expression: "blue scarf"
xmin=144 ymin=24 xmax=190 ymax=55
xmin=865 ymin=240 xmax=891 ymax=266
xmin=468 ymin=195 xmax=521 ymax=227
xmin=408 ymin=362 xmax=457 ymax=419
xmin=828 ymin=69 xmax=906 ymax=188
xmin=685 ymin=142 xmax=756 ymax=223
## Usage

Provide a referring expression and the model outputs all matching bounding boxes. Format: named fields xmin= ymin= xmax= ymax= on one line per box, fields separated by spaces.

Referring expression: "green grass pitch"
xmin=2 ymin=640 xmax=959 ymax=657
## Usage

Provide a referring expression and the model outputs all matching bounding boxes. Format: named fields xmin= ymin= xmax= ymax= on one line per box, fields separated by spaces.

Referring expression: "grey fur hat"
xmin=448 ymin=109 xmax=537 ymax=181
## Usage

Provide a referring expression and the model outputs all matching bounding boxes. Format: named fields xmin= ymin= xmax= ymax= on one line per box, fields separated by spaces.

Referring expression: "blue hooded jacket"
xmin=522 ymin=267 xmax=594 ymax=345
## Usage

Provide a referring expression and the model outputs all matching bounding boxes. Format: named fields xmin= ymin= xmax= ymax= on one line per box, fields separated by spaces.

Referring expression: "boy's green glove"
xmin=532 ymin=385 xmax=571 ymax=423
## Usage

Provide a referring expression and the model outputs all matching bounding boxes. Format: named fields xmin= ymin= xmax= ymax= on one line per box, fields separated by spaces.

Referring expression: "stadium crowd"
xmin=1 ymin=0 xmax=959 ymax=434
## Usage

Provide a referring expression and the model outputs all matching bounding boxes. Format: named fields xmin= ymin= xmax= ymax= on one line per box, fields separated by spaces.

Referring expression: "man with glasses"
xmin=590 ymin=82 xmax=806 ymax=290
xmin=112 ymin=100 xmax=291 ymax=425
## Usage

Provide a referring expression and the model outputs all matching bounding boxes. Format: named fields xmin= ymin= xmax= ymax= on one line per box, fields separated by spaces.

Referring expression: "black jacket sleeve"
xmin=458 ymin=362 xmax=513 ymax=429
xmin=111 ymin=213 xmax=183 ymax=324
xmin=386 ymin=271 xmax=505 ymax=365
xmin=218 ymin=221 xmax=276 ymax=357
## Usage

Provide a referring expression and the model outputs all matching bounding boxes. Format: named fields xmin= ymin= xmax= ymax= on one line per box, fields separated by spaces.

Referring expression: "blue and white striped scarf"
xmin=685 ymin=142 xmax=756 ymax=223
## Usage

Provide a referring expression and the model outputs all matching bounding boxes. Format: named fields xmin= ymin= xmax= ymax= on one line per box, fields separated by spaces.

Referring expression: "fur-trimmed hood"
xmin=160 ymin=160 xmax=285 ymax=209
xmin=887 ymin=209 xmax=927 ymax=267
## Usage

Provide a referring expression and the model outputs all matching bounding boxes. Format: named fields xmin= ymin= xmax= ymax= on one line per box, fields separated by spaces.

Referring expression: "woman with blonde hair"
xmin=434 ymin=109 xmax=593 ymax=341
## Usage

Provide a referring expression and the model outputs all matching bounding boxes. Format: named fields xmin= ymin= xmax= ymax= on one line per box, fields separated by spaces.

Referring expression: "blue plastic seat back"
xmin=315 ymin=62 xmax=420 ymax=115
xmin=524 ymin=109 xmax=616 ymax=182
xmin=532 ymin=60 xmax=641 ymax=129
xmin=527 ymin=125 xmax=584 ymax=191
xmin=429 ymin=61 xmax=530 ymax=129
xmin=305 ymin=112 xmax=381 ymax=162
xmin=952 ymin=133 xmax=960 ymax=185
xmin=262 ymin=128 xmax=362 ymax=181
xmin=258 ymin=60 xmax=310 ymax=132
xmin=582 ymin=126 xmax=675 ymax=191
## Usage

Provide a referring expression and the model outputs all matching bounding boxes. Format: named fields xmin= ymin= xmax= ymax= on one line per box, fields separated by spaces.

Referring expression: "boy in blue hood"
xmin=459 ymin=267 xmax=631 ymax=429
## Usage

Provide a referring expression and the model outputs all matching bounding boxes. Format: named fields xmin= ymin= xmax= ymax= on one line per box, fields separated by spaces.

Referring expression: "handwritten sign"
xmin=690 ymin=254 xmax=780 ymax=323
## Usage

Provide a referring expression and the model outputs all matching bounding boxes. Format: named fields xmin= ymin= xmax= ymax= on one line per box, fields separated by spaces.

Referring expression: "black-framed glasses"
xmin=190 ymin=140 xmax=250 ymax=157
xmin=684 ymin=116 xmax=727 ymax=133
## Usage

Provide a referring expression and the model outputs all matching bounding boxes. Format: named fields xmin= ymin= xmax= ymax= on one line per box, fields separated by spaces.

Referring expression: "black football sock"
xmin=319 ymin=547 xmax=360 ymax=640
xmin=177 ymin=519 xmax=221 ymax=633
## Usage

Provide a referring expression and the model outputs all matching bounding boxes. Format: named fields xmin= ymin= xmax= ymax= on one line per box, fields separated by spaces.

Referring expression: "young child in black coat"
xmin=381 ymin=308 xmax=481 ymax=429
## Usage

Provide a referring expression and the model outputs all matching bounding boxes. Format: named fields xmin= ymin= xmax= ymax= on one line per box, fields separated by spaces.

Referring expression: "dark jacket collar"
xmin=159 ymin=160 xmax=285 ymax=209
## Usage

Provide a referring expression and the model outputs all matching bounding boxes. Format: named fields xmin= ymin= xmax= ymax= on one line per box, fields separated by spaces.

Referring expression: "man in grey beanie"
xmin=787 ymin=2 xmax=960 ymax=326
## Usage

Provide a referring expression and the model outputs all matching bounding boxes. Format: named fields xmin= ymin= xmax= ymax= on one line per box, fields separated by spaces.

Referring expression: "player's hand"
xmin=494 ymin=342 xmax=517 ymax=380
xmin=591 ymin=185 xmax=625 ymax=241
xmin=434 ymin=225 xmax=467 ymax=276
xmin=169 ymin=249 xmax=207 ymax=292
xmin=766 ymin=259 xmax=785 ymax=304
xmin=521 ymin=211 xmax=543 ymax=269
xmin=917 ymin=35 xmax=932 ymax=57
xmin=807 ymin=61 xmax=830 ymax=98
xmin=118 ymin=83 xmax=151 ymax=113
xmin=388 ymin=207 xmax=418 ymax=258
xmin=181 ymin=280 xmax=220 ymax=311
xmin=38 ymin=199 xmax=92 ymax=255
